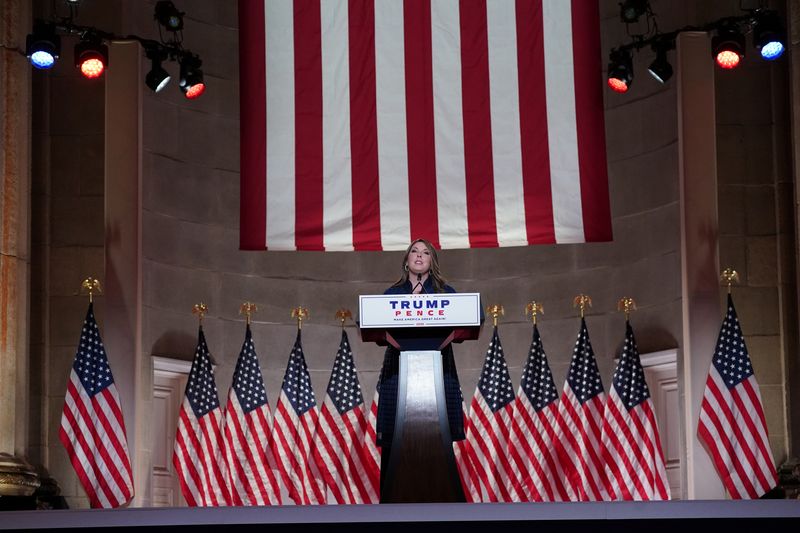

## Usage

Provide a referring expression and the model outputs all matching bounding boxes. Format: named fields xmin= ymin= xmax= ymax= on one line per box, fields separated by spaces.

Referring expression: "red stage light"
xmin=607 ymin=77 xmax=629 ymax=93
xmin=79 ymin=57 xmax=105 ymax=78
xmin=185 ymin=82 xmax=205 ymax=99
xmin=715 ymin=50 xmax=741 ymax=69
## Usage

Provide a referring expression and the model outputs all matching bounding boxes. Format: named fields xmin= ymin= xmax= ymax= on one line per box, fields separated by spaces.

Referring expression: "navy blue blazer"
xmin=375 ymin=278 xmax=465 ymax=446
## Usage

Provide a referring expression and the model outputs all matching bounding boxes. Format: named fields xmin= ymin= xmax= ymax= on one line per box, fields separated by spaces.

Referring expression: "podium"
xmin=359 ymin=293 xmax=482 ymax=503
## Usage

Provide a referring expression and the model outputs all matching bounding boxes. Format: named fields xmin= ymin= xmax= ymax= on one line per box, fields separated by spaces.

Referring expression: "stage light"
xmin=712 ymin=26 xmax=745 ymax=69
xmin=619 ymin=0 xmax=649 ymax=24
xmin=155 ymin=1 xmax=184 ymax=32
xmin=754 ymin=12 xmax=785 ymax=60
xmin=145 ymin=55 xmax=171 ymax=93
xmin=647 ymin=43 xmax=672 ymax=83
xmin=75 ymin=37 xmax=109 ymax=79
xmin=179 ymin=53 xmax=204 ymax=99
xmin=25 ymin=22 xmax=60 ymax=70
xmin=607 ymin=49 xmax=633 ymax=93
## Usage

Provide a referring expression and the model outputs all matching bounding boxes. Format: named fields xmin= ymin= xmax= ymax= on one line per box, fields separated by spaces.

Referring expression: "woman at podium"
xmin=376 ymin=238 xmax=466 ymax=482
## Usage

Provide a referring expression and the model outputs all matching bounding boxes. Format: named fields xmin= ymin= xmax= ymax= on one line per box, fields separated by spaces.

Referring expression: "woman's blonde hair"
xmin=392 ymin=238 xmax=447 ymax=293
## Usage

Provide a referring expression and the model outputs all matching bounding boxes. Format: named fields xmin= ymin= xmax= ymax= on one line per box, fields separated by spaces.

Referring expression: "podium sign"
xmin=358 ymin=293 xmax=481 ymax=328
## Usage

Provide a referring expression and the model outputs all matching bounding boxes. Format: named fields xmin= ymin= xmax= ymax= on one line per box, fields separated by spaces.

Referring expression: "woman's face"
xmin=406 ymin=242 xmax=432 ymax=277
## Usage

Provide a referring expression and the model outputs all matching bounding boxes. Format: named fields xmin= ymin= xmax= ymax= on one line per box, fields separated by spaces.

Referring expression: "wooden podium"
xmin=359 ymin=294 xmax=482 ymax=503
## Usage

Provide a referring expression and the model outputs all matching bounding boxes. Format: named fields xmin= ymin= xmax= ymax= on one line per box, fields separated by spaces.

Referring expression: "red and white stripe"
xmin=173 ymin=398 xmax=231 ymax=506
xmin=362 ymin=388 xmax=381 ymax=496
xmin=454 ymin=408 xmax=481 ymax=503
xmin=508 ymin=395 xmax=570 ymax=502
xmin=601 ymin=388 xmax=670 ymax=500
xmin=553 ymin=386 xmax=607 ymax=501
xmin=222 ymin=393 xmax=283 ymax=505
xmin=313 ymin=396 xmax=379 ymax=504
xmin=271 ymin=396 xmax=327 ymax=504
xmin=239 ymin=0 xmax=611 ymax=251
xmin=59 ymin=374 xmax=134 ymax=508
xmin=465 ymin=393 xmax=526 ymax=502
xmin=698 ymin=371 xmax=778 ymax=499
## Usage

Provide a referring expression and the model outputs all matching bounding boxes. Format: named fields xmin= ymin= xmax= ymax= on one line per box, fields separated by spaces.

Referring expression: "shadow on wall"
xmin=151 ymin=331 xmax=197 ymax=361
xmin=612 ymin=325 xmax=678 ymax=357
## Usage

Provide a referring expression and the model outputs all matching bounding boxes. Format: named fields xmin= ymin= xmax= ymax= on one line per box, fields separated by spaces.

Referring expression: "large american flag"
xmin=172 ymin=327 xmax=231 ymax=506
xmin=697 ymin=295 xmax=778 ymax=498
xmin=271 ymin=331 xmax=327 ymax=504
xmin=553 ymin=318 xmax=606 ymax=501
xmin=239 ymin=0 xmax=611 ymax=251
xmin=601 ymin=321 xmax=670 ymax=500
xmin=363 ymin=385 xmax=381 ymax=494
xmin=221 ymin=325 xmax=283 ymax=505
xmin=508 ymin=324 xmax=569 ymax=501
xmin=312 ymin=331 xmax=379 ymax=503
xmin=454 ymin=408 xmax=481 ymax=503
xmin=464 ymin=327 xmax=525 ymax=502
xmin=59 ymin=303 xmax=134 ymax=508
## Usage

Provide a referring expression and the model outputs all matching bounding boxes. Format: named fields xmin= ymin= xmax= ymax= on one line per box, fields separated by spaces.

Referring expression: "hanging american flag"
xmin=172 ymin=327 xmax=231 ymax=506
xmin=553 ymin=318 xmax=606 ymax=501
xmin=508 ymin=324 xmax=570 ymax=502
xmin=271 ymin=331 xmax=327 ymax=504
xmin=221 ymin=325 xmax=283 ymax=505
xmin=697 ymin=295 xmax=778 ymax=498
xmin=59 ymin=303 xmax=134 ymax=508
xmin=239 ymin=0 xmax=611 ymax=251
xmin=312 ymin=331 xmax=379 ymax=503
xmin=464 ymin=327 xmax=525 ymax=502
xmin=601 ymin=321 xmax=670 ymax=500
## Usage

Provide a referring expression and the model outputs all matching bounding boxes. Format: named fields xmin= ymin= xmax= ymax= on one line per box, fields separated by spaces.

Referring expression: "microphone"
xmin=413 ymin=273 xmax=428 ymax=294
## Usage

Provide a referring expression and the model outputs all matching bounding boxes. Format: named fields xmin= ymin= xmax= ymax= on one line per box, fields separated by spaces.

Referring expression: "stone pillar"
xmin=0 ymin=0 xmax=39 ymax=496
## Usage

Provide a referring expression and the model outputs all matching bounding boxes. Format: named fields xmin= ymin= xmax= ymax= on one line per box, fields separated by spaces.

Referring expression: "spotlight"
xmin=179 ymin=53 xmax=205 ymax=99
xmin=607 ymin=49 xmax=633 ymax=93
xmin=712 ymin=26 xmax=745 ymax=69
xmin=145 ymin=52 xmax=171 ymax=93
xmin=75 ymin=36 xmax=109 ymax=79
xmin=25 ymin=22 xmax=61 ymax=70
xmin=647 ymin=43 xmax=673 ymax=83
xmin=754 ymin=12 xmax=785 ymax=61
xmin=619 ymin=0 xmax=649 ymax=24
xmin=155 ymin=1 xmax=185 ymax=32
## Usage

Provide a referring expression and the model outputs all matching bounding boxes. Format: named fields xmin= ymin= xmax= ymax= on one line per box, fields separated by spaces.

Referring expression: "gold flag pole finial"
xmin=80 ymin=278 xmax=102 ymax=303
xmin=486 ymin=304 xmax=504 ymax=327
xmin=617 ymin=297 xmax=637 ymax=321
xmin=192 ymin=303 xmax=208 ymax=325
xmin=239 ymin=302 xmax=258 ymax=325
xmin=721 ymin=268 xmax=739 ymax=295
xmin=335 ymin=309 xmax=352 ymax=328
xmin=573 ymin=294 xmax=592 ymax=318
xmin=292 ymin=307 xmax=309 ymax=330
xmin=525 ymin=301 xmax=544 ymax=325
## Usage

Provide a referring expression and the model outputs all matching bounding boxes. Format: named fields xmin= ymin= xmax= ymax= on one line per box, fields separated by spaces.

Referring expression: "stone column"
xmin=0 ymin=0 xmax=39 ymax=496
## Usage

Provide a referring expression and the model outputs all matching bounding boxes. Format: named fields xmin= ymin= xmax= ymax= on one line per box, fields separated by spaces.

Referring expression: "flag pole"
xmin=525 ymin=301 xmax=543 ymax=325
xmin=292 ymin=306 xmax=309 ymax=330
xmin=720 ymin=267 xmax=739 ymax=294
xmin=573 ymin=294 xmax=592 ymax=318
xmin=335 ymin=308 xmax=352 ymax=328
xmin=617 ymin=297 xmax=636 ymax=320
xmin=79 ymin=277 xmax=102 ymax=303
xmin=486 ymin=304 xmax=504 ymax=327
xmin=240 ymin=302 xmax=257 ymax=325
xmin=192 ymin=303 xmax=208 ymax=325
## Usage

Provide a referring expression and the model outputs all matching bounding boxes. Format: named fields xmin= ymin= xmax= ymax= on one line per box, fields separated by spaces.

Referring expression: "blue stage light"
xmin=760 ymin=41 xmax=784 ymax=60
xmin=26 ymin=23 xmax=60 ymax=70
xmin=30 ymin=50 xmax=56 ymax=69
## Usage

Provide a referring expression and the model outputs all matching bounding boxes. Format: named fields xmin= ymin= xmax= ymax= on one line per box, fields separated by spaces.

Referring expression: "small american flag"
xmin=553 ymin=318 xmax=606 ymax=501
xmin=172 ymin=327 xmax=230 ymax=506
xmin=221 ymin=325 xmax=283 ymax=505
xmin=465 ymin=327 xmax=524 ymax=502
xmin=697 ymin=295 xmax=778 ymax=498
xmin=363 ymin=385 xmax=381 ymax=493
xmin=271 ymin=331 xmax=326 ymax=504
xmin=454 ymin=407 xmax=481 ymax=503
xmin=312 ymin=331 xmax=378 ymax=503
xmin=601 ymin=321 xmax=670 ymax=500
xmin=508 ymin=324 xmax=569 ymax=501
xmin=59 ymin=303 xmax=134 ymax=508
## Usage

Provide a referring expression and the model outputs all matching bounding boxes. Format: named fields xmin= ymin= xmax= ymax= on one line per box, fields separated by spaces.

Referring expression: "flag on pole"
xmin=172 ymin=327 xmax=231 ymax=506
xmin=239 ymin=0 xmax=611 ymax=251
xmin=271 ymin=331 xmax=327 ymax=504
xmin=363 ymin=383 xmax=381 ymax=495
xmin=221 ymin=324 xmax=283 ymax=505
xmin=508 ymin=324 xmax=570 ymax=501
xmin=59 ymin=303 xmax=134 ymax=508
xmin=601 ymin=321 xmax=670 ymax=500
xmin=464 ymin=327 xmax=525 ymax=502
xmin=697 ymin=294 xmax=778 ymax=498
xmin=454 ymin=407 xmax=481 ymax=503
xmin=312 ymin=331 xmax=379 ymax=503
xmin=553 ymin=318 xmax=607 ymax=501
